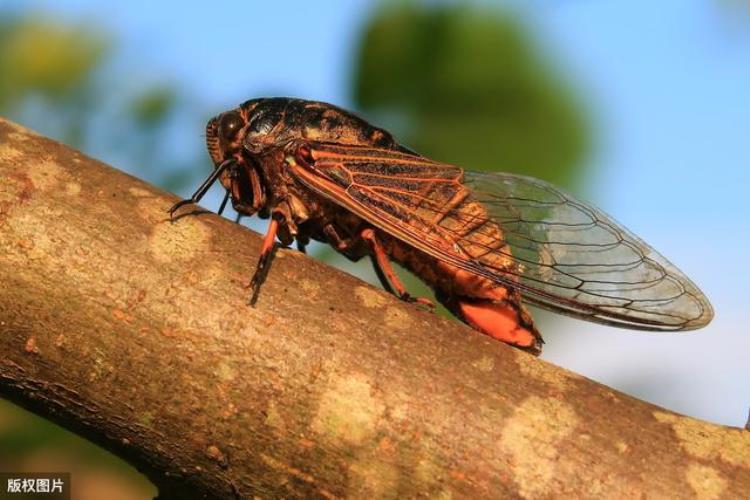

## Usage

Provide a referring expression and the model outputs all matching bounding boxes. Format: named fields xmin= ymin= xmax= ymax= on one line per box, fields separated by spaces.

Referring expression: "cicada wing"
xmin=289 ymin=142 xmax=713 ymax=331
xmin=463 ymin=171 xmax=713 ymax=330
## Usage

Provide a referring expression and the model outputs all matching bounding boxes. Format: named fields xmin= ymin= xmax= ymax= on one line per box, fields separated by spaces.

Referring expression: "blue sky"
xmin=10 ymin=0 xmax=750 ymax=426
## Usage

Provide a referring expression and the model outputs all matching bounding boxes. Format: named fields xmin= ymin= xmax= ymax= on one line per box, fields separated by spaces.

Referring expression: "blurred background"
xmin=1 ymin=1 xmax=748 ymax=497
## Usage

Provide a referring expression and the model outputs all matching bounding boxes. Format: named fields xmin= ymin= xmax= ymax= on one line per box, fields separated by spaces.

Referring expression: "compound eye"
xmin=219 ymin=111 xmax=244 ymax=142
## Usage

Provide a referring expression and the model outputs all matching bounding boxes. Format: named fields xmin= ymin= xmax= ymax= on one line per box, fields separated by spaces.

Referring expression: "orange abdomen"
xmin=382 ymin=235 xmax=543 ymax=355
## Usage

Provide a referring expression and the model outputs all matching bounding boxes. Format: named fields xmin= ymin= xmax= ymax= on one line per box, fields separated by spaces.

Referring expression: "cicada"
xmin=169 ymin=97 xmax=713 ymax=355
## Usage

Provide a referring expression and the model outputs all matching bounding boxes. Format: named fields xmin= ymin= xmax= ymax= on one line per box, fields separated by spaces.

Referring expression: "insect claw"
xmin=415 ymin=297 xmax=436 ymax=311
xmin=248 ymin=245 xmax=278 ymax=306
xmin=247 ymin=218 xmax=281 ymax=305
xmin=247 ymin=260 xmax=268 ymax=306
xmin=247 ymin=280 xmax=261 ymax=306
xmin=168 ymin=158 xmax=235 ymax=221
xmin=167 ymin=198 xmax=195 ymax=221
xmin=247 ymin=269 xmax=261 ymax=305
xmin=404 ymin=294 xmax=435 ymax=311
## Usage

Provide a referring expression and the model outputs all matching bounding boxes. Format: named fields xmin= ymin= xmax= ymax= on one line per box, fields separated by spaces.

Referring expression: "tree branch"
xmin=0 ymin=117 xmax=748 ymax=498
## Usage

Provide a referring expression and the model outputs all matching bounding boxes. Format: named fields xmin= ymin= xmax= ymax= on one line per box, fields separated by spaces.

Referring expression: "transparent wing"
xmin=464 ymin=171 xmax=713 ymax=330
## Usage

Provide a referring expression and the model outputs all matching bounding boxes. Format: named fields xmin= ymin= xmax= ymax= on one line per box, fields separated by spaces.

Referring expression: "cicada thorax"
xmin=241 ymin=98 xmax=400 ymax=152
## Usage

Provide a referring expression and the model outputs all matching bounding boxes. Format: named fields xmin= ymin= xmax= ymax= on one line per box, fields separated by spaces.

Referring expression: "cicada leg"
xmin=231 ymin=163 xmax=265 ymax=223
xmin=361 ymin=228 xmax=435 ymax=310
xmin=248 ymin=217 xmax=280 ymax=305
xmin=319 ymin=222 xmax=362 ymax=262
xmin=168 ymin=158 xmax=234 ymax=220
xmin=295 ymin=229 xmax=311 ymax=254
xmin=217 ymin=190 xmax=231 ymax=216
xmin=322 ymin=223 xmax=353 ymax=252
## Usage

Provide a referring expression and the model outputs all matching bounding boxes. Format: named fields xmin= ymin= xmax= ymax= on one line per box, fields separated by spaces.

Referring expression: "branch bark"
xmin=0 ymin=117 xmax=748 ymax=499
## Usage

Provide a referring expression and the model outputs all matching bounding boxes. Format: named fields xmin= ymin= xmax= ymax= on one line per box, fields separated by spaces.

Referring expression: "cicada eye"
xmin=219 ymin=111 xmax=244 ymax=142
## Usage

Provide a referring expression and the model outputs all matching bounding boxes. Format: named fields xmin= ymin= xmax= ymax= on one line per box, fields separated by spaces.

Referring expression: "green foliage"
xmin=352 ymin=3 xmax=590 ymax=187
xmin=0 ymin=13 xmax=200 ymax=193
xmin=0 ymin=16 xmax=107 ymax=107
xmin=0 ymin=15 xmax=109 ymax=148
xmin=130 ymin=86 xmax=178 ymax=130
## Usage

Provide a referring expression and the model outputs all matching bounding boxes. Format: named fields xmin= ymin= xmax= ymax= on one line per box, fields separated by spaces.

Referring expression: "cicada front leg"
xmin=296 ymin=233 xmax=310 ymax=254
xmin=168 ymin=158 xmax=235 ymax=221
xmin=361 ymin=228 xmax=435 ymax=310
